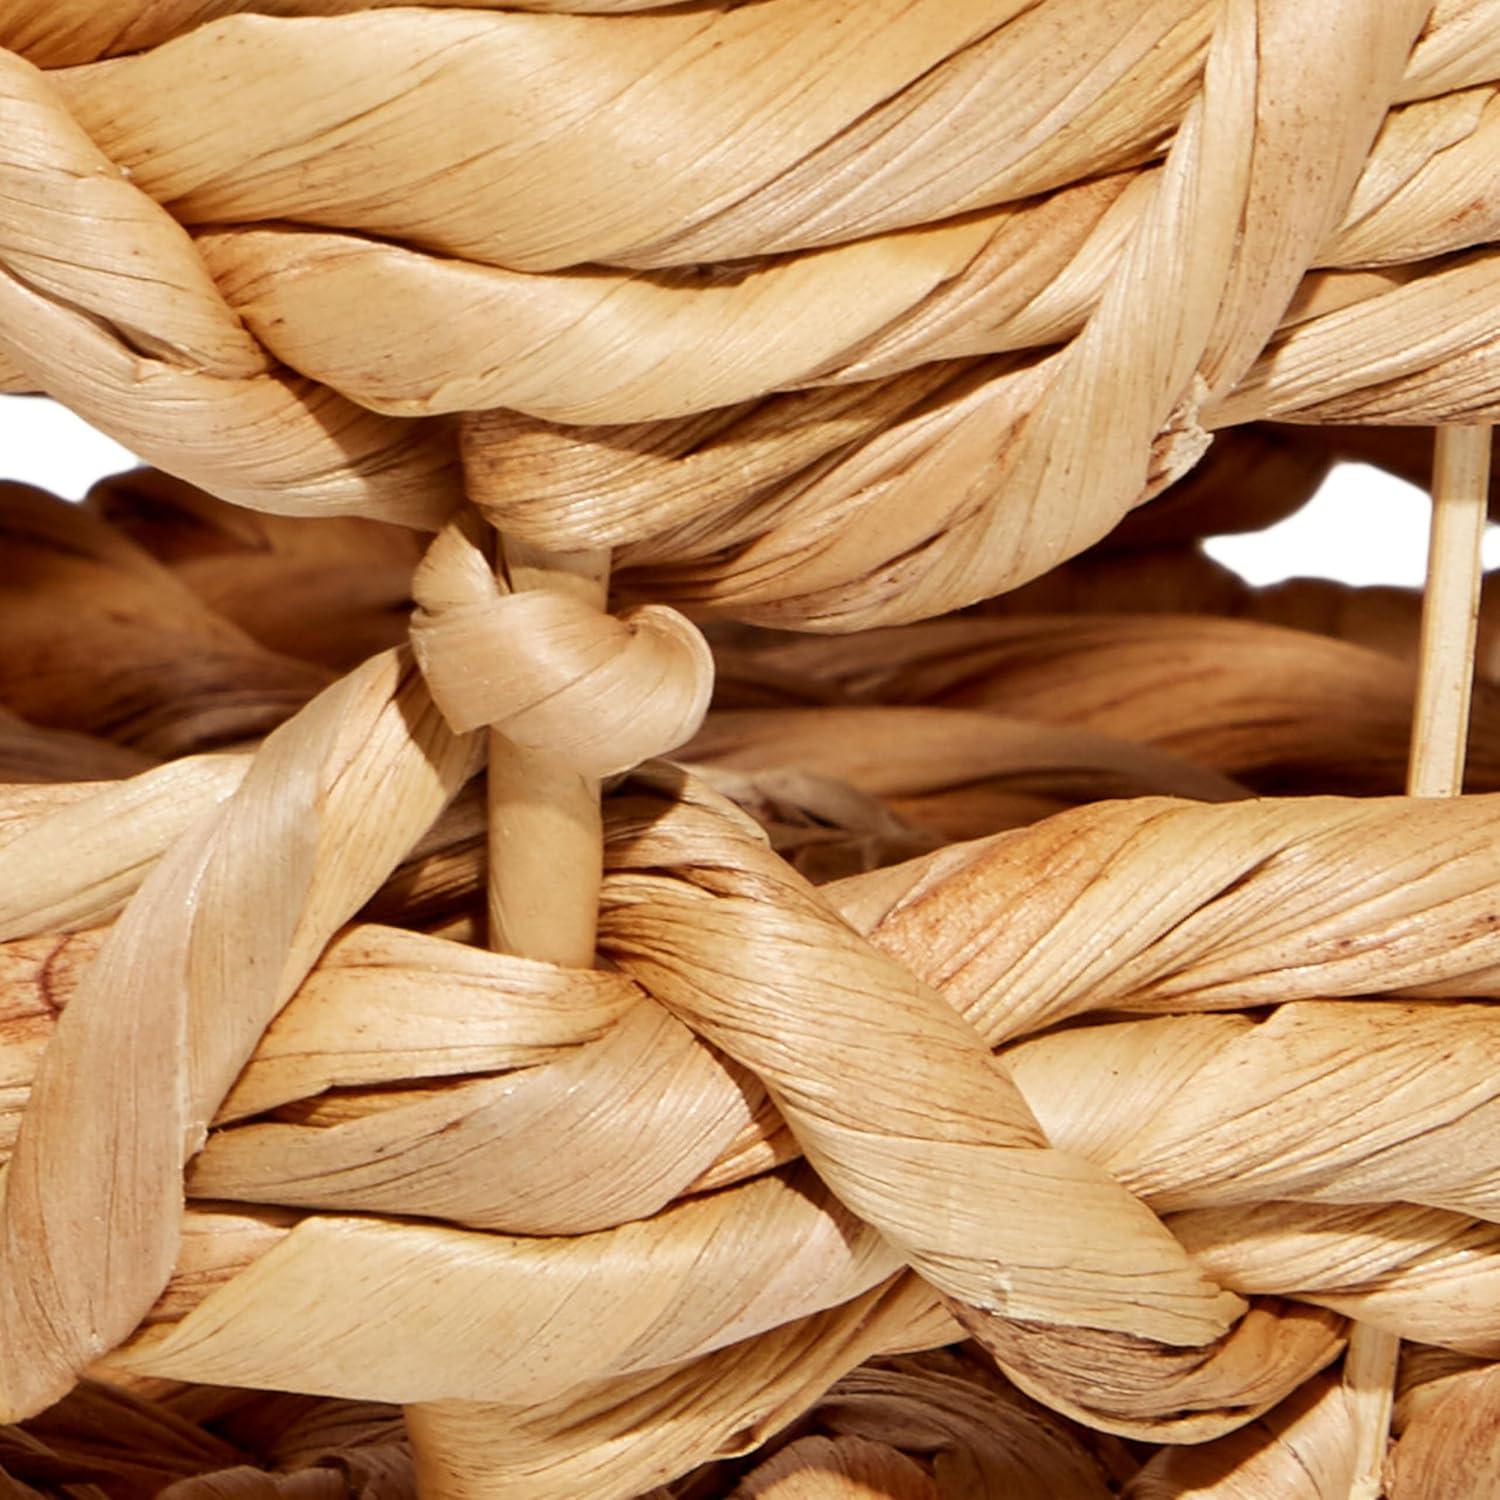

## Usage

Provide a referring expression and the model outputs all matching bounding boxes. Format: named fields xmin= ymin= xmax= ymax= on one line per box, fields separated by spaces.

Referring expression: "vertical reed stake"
xmin=405 ymin=487 xmax=612 ymax=1495
xmin=1345 ymin=422 xmax=1492 ymax=1500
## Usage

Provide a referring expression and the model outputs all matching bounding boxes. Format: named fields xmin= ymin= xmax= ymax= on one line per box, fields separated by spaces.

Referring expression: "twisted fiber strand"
xmin=106 ymin=1169 xmax=900 ymax=1405
xmin=633 ymin=810 xmax=1500 ymax=1362
xmin=727 ymin=613 xmax=1500 ymax=795
xmin=9 ymin=0 xmax=1496 ymax=84
xmin=1212 ymin=253 xmax=1500 ymax=427
xmin=1175 ymin=1201 xmax=1500 ymax=1356
xmin=0 ymin=651 xmax=476 ymax=1419
xmin=0 ymin=768 xmax=1356 ymax=1433
xmin=457 ymin=258 xmax=1500 ymax=625
xmin=189 ymin=91 xmax=1500 ymax=426
xmin=29 ymin=1290 xmax=1332 ymax=1500
xmin=942 ymin=1302 xmax=1342 ymax=1443
xmin=0 ymin=485 xmax=330 ymax=754
xmin=0 ymin=56 xmax=262 ymax=380
xmin=0 ymin=774 xmax=1470 ymax=1464
xmin=0 ymin=918 xmax=635 ymax=1149
xmin=187 ymin=998 xmax=764 ymax=1236
xmin=1005 ymin=1004 xmax=1500 ymax=1222
xmin=17 ymin=820 xmax=1500 ymax=1345
xmin=213 ymin=924 xmax=634 ymax=1122
xmin=86 ymin=468 xmax=423 ymax=672
xmin=467 ymin=255 xmax=1500 ymax=626
xmin=0 ymin=2 xmax=1488 ymax=636
xmin=0 ymin=752 xmax=247 ymax=943
xmin=14 ymin=768 xmax=1500 ymax=1241
xmin=434 ymin=300 xmax=1235 ymax=555
xmin=0 ymin=4 xmax=1480 ymax=634
xmin=845 ymin=791 xmax=1500 ymax=1042
xmin=592 ymin=782 xmax=1346 ymax=1442
xmin=191 ymin=176 xmax=1133 ymax=424
xmin=475 ymin=0 xmax=1421 ymax=628
xmin=1124 ymin=1375 xmax=1358 ymax=1499
xmin=0 ymin=760 xmax=484 ymax=944
xmin=596 ymin=773 xmax=1246 ymax=1345
xmin=5 ymin=555 xmax=1494 ymax=1170
xmin=47 ymin=2 xmax=1201 ymax=271
xmin=45 ymin=3 xmax=1491 ymax=273
xmin=453 ymin=348 xmax=1328 ymax=560
xmin=0 ymin=57 xmax=458 ymax=528
xmin=463 ymin=363 xmax=973 ymax=561
xmin=0 ymin=0 xmax=675 ymax=69
xmin=117 ymin=786 xmax=1500 ymax=1362
xmin=7 ymin=29 xmax=1496 ymax=423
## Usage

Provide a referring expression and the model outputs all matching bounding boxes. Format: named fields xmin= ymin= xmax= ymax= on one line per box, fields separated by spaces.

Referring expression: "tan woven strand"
xmin=182 ymin=91 xmax=1500 ymax=427
xmin=0 ymin=55 xmax=459 ymax=527
xmin=0 ymin=653 xmax=476 ymax=1418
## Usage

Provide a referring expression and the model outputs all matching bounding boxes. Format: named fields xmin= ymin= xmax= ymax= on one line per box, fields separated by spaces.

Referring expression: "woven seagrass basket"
xmin=3 ymin=1 xmax=1500 ymax=1495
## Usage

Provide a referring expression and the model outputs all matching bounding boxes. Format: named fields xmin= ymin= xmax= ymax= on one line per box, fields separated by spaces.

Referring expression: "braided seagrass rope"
xmin=8 ymin=467 xmax=1500 ymax=1495
xmin=4 ymin=0 xmax=1500 ymax=1495
xmin=0 ymin=2 xmax=1494 ymax=620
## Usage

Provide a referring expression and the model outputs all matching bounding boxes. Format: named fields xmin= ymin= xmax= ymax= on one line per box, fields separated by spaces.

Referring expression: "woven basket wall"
xmin=2 ymin=2 xmax=1500 ymax=1497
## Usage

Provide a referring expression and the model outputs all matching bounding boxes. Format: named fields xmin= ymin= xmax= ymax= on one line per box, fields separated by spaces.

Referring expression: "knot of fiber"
xmin=409 ymin=517 xmax=713 ymax=777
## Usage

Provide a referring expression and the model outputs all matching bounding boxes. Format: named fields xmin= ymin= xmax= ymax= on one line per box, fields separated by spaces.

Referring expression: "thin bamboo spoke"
xmin=1407 ymin=428 xmax=1493 ymax=799
xmin=486 ymin=539 xmax=611 ymax=964
xmin=1345 ymin=422 xmax=1493 ymax=1500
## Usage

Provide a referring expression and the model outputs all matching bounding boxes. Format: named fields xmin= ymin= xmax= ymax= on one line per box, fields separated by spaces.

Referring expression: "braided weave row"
xmin=5 ymin=1 xmax=1500 ymax=1496
xmin=0 ymin=2 xmax=1498 ymax=625
xmin=0 ymin=467 xmax=1494 ymax=1496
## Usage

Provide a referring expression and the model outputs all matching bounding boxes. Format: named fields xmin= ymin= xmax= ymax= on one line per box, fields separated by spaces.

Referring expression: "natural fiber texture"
xmin=2 ymin=2 xmax=1499 ymax=621
xmin=4 ymin=1 xmax=1500 ymax=1495
xmin=0 ymin=472 xmax=1490 ymax=1495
